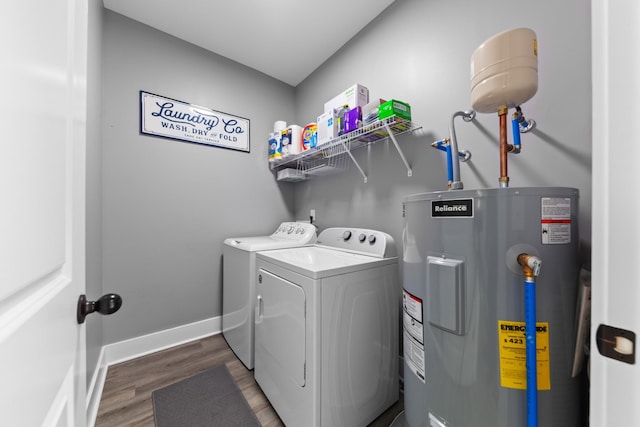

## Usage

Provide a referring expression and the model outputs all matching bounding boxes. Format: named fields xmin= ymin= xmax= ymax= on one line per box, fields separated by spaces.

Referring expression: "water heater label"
xmin=403 ymin=290 xmax=425 ymax=382
xmin=498 ymin=320 xmax=551 ymax=390
xmin=403 ymin=290 xmax=423 ymax=322
xmin=540 ymin=197 xmax=572 ymax=244
xmin=431 ymin=199 xmax=474 ymax=218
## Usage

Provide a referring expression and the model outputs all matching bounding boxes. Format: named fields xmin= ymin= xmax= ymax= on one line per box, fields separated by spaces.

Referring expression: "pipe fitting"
xmin=431 ymin=138 xmax=450 ymax=151
xmin=520 ymin=118 xmax=535 ymax=133
xmin=518 ymin=253 xmax=542 ymax=278
xmin=514 ymin=106 xmax=535 ymax=133
xmin=462 ymin=110 xmax=476 ymax=122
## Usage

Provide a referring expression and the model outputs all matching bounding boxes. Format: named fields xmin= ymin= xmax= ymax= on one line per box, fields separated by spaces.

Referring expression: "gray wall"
xmin=102 ymin=11 xmax=296 ymax=344
xmin=293 ymin=0 xmax=592 ymax=266
xmin=99 ymin=0 xmax=592 ymax=346
xmin=86 ymin=0 xmax=104 ymax=386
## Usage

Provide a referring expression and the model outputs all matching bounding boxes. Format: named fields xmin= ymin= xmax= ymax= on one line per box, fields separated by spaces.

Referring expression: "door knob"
xmin=77 ymin=293 xmax=123 ymax=324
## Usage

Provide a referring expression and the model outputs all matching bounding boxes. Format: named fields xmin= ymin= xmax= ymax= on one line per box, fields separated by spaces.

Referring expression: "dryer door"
xmin=255 ymin=268 xmax=306 ymax=386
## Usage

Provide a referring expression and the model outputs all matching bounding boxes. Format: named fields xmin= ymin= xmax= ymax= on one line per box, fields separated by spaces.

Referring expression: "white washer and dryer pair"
xmin=255 ymin=227 xmax=400 ymax=427
xmin=222 ymin=222 xmax=317 ymax=370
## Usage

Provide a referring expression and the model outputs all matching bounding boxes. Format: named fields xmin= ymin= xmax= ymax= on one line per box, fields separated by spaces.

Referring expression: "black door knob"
xmin=77 ymin=293 xmax=123 ymax=324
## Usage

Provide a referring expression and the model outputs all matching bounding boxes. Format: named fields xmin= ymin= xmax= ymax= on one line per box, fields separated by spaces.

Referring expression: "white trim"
xmin=104 ymin=316 xmax=221 ymax=366
xmin=86 ymin=347 xmax=107 ymax=427
xmin=43 ymin=365 xmax=74 ymax=427
xmin=0 ymin=273 xmax=69 ymax=344
xmin=591 ymin=2 xmax=640 ymax=426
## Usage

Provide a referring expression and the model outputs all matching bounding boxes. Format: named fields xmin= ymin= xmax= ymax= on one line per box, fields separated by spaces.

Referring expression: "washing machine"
xmin=222 ymin=222 xmax=317 ymax=370
xmin=254 ymin=227 xmax=400 ymax=427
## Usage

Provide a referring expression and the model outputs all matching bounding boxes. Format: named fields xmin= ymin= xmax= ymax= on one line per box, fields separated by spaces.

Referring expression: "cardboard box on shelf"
xmin=343 ymin=106 xmax=362 ymax=134
xmin=378 ymin=99 xmax=412 ymax=121
xmin=317 ymin=110 xmax=339 ymax=146
xmin=324 ymin=84 xmax=369 ymax=114
xmin=363 ymin=99 xmax=386 ymax=124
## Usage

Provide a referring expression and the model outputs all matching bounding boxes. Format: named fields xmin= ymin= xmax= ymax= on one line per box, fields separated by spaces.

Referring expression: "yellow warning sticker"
xmin=498 ymin=320 xmax=551 ymax=390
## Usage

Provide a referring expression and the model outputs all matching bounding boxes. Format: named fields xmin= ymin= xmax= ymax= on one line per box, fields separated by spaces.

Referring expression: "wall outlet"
xmin=310 ymin=209 xmax=316 ymax=222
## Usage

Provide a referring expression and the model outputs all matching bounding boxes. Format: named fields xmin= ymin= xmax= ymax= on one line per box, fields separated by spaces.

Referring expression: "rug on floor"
xmin=152 ymin=364 xmax=261 ymax=427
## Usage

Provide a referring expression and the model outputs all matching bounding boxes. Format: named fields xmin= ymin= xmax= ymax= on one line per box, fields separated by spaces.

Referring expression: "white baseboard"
xmin=103 ymin=316 xmax=221 ymax=366
xmin=85 ymin=316 xmax=221 ymax=427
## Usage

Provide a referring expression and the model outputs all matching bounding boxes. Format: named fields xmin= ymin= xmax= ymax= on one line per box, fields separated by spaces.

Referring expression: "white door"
xmin=591 ymin=0 xmax=640 ymax=425
xmin=0 ymin=0 xmax=88 ymax=426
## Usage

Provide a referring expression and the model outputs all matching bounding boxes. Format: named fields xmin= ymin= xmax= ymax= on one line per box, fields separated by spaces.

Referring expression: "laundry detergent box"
xmin=324 ymin=84 xmax=369 ymax=114
xmin=302 ymin=123 xmax=318 ymax=150
xmin=378 ymin=99 xmax=412 ymax=121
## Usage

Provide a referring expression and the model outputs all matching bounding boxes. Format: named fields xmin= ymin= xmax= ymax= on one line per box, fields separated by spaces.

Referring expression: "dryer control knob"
xmin=358 ymin=233 xmax=367 ymax=242
xmin=343 ymin=230 xmax=352 ymax=241
xmin=368 ymin=234 xmax=377 ymax=244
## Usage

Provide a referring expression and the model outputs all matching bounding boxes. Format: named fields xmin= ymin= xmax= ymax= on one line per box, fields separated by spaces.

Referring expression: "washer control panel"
xmin=271 ymin=222 xmax=317 ymax=241
xmin=315 ymin=227 xmax=397 ymax=258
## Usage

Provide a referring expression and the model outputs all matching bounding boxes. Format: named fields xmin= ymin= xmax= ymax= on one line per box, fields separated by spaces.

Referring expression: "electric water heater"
xmin=401 ymin=187 xmax=583 ymax=427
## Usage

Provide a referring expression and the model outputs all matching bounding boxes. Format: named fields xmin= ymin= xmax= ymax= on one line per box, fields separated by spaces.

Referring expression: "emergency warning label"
xmin=498 ymin=320 xmax=551 ymax=390
xmin=540 ymin=197 xmax=572 ymax=245
xmin=403 ymin=290 xmax=425 ymax=383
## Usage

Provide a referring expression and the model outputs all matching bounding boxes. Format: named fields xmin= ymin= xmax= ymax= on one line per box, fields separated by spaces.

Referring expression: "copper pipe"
xmin=499 ymin=107 xmax=509 ymax=187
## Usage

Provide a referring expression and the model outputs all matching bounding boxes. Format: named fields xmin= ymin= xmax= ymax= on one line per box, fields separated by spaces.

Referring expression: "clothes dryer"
xmin=222 ymin=222 xmax=316 ymax=369
xmin=254 ymin=227 xmax=399 ymax=427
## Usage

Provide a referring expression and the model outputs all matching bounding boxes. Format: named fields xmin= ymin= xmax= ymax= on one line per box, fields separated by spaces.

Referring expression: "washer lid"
xmin=224 ymin=236 xmax=301 ymax=251
xmin=224 ymin=222 xmax=317 ymax=251
xmin=257 ymin=246 xmax=397 ymax=279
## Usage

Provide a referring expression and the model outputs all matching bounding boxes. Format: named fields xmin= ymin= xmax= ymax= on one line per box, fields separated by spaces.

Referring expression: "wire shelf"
xmin=270 ymin=116 xmax=421 ymax=182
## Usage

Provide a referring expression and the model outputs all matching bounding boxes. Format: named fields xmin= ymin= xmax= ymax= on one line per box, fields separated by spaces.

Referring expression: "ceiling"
xmin=103 ymin=0 xmax=397 ymax=86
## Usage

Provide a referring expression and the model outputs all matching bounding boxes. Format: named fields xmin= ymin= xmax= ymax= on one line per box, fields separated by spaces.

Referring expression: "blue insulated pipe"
xmin=446 ymin=144 xmax=454 ymax=183
xmin=518 ymin=254 xmax=542 ymax=427
xmin=431 ymin=138 xmax=471 ymax=189
xmin=511 ymin=116 xmax=522 ymax=153
xmin=432 ymin=140 xmax=470 ymax=160
xmin=524 ymin=275 xmax=538 ymax=427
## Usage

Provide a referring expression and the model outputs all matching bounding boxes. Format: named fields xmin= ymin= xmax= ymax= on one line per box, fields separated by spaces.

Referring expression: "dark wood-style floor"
xmin=95 ymin=334 xmax=404 ymax=426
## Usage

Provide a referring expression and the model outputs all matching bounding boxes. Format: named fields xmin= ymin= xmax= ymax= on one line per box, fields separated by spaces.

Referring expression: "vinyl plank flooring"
xmin=94 ymin=334 xmax=403 ymax=427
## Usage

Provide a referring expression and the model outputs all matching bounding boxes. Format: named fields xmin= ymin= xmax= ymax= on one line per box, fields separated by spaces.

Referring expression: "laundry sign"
xmin=140 ymin=91 xmax=250 ymax=152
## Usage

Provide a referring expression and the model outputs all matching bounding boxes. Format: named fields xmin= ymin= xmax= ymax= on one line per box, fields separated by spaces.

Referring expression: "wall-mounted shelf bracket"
xmin=384 ymin=122 xmax=413 ymax=177
xmin=338 ymin=138 xmax=368 ymax=183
